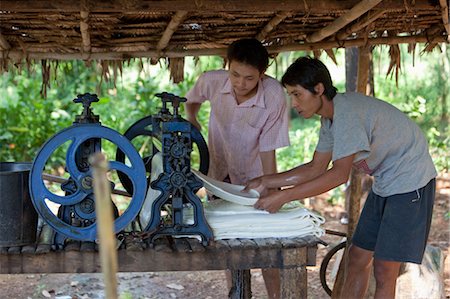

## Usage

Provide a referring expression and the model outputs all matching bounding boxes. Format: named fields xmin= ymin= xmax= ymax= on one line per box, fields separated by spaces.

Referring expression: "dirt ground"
xmin=0 ymin=177 xmax=448 ymax=299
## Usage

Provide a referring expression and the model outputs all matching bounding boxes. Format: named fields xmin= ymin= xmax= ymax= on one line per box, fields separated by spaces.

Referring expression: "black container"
xmin=0 ymin=162 xmax=38 ymax=246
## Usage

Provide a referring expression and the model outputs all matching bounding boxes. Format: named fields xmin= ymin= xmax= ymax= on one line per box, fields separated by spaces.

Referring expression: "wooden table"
xmin=0 ymin=232 xmax=323 ymax=299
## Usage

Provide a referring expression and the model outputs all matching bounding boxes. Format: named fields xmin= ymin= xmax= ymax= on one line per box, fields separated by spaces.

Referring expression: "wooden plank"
xmin=80 ymin=241 xmax=96 ymax=252
xmin=152 ymin=236 xmax=173 ymax=252
xmin=21 ymin=245 xmax=36 ymax=254
xmin=186 ymin=238 xmax=205 ymax=252
xmin=64 ymin=240 xmax=81 ymax=252
xmin=7 ymin=247 xmax=21 ymax=254
xmin=0 ymin=242 xmax=318 ymax=274
xmin=237 ymin=239 xmax=258 ymax=250
xmin=173 ymin=238 xmax=192 ymax=253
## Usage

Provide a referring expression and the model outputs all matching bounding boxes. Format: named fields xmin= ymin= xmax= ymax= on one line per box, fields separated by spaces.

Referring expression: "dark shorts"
xmin=352 ymin=178 xmax=435 ymax=264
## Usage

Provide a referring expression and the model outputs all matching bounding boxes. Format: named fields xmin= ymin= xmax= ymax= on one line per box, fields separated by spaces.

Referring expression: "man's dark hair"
xmin=281 ymin=56 xmax=337 ymax=100
xmin=227 ymin=38 xmax=269 ymax=73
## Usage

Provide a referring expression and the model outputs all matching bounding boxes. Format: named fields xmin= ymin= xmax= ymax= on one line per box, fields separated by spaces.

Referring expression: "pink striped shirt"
xmin=186 ymin=70 xmax=290 ymax=184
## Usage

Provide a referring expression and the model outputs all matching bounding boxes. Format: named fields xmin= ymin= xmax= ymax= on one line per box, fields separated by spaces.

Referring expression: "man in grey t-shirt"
xmin=244 ymin=57 xmax=436 ymax=299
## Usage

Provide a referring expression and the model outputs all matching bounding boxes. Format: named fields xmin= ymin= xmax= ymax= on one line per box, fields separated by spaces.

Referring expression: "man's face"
xmin=286 ymin=84 xmax=322 ymax=119
xmin=228 ymin=61 xmax=262 ymax=99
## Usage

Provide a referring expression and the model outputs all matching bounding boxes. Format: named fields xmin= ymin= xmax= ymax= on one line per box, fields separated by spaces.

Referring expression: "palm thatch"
xmin=0 ymin=0 xmax=448 ymax=83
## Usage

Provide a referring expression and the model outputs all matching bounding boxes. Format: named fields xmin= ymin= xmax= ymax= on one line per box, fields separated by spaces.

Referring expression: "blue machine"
xmin=29 ymin=92 xmax=212 ymax=247
xmin=140 ymin=93 xmax=212 ymax=245
xmin=29 ymin=93 xmax=147 ymax=245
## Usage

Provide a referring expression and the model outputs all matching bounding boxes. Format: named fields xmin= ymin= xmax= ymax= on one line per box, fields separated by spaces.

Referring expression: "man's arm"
xmin=254 ymin=153 xmax=355 ymax=213
xmin=248 ymin=150 xmax=332 ymax=194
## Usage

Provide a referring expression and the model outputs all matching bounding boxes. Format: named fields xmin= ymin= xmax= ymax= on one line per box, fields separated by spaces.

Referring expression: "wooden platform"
xmin=0 ymin=232 xmax=323 ymax=298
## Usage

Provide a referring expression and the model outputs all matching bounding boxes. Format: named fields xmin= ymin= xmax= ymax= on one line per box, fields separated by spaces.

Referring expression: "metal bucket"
xmin=0 ymin=162 xmax=38 ymax=246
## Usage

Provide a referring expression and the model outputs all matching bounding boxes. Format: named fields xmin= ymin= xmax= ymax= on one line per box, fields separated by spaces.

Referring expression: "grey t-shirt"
xmin=316 ymin=92 xmax=437 ymax=197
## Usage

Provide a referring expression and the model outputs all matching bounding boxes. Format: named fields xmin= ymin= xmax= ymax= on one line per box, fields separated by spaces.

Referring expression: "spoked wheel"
xmin=116 ymin=115 xmax=209 ymax=195
xmin=29 ymin=124 xmax=147 ymax=241
xmin=320 ymin=241 xmax=347 ymax=296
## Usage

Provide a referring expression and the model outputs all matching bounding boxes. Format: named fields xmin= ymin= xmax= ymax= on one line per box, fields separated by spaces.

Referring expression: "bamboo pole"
xmin=156 ymin=11 xmax=188 ymax=51
xmin=2 ymin=35 xmax=446 ymax=61
xmin=90 ymin=152 xmax=118 ymax=299
xmin=151 ymin=10 xmax=188 ymax=63
xmin=255 ymin=11 xmax=291 ymax=41
xmin=80 ymin=10 xmax=91 ymax=53
xmin=306 ymin=0 xmax=383 ymax=43
xmin=335 ymin=9 xmax=387 ymax=41
xmin=439 ymin=0 xmax=450 ymax=41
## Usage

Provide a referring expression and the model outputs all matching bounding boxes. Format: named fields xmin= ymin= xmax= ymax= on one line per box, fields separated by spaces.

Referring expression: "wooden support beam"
xmin=1 ymin=35 xmax=446 ymax=61
xmin=0 ymin=33 xmax=11 ymax=50
xmin=80 ymin=10 xmax=91 ymax=54
xmin=156 ymin=11 xmax=188 ymax=52
xmin=306 ymin=0 xmax=383 ymax=43
xmin=439 ymin=0 xmax=450 ymax=41
xmin=0 ymin=0 xmax=438 ymax=13
xmin=335 ymin=9 xmax=387 ymax=41
xmin=356 ymin=45 xmax=371 ymax=95
xmin=255 ymin=11 xmax=292 ymax=41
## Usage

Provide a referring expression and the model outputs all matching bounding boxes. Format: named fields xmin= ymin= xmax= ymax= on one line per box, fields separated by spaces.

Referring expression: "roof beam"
xmin=306 ymin=0 xmax=383 ymax=43
xmin=255 ymin=11 xmax=292 ymax=41
xmin=439 ymin=0 xmax=450 ymax=41
xmin=156 ymin=11 xmax=188 ymax=52
xmin=80 ymin=10 xmax=91 ymax=53
xmin=0 ymin=33 xmax=11 ymax=50
xmin=2 ymin=35 xmax=446 ymax=61
xmin=151 ymin=10 xmax=188 ymax=63
xmin=335 ymin=9 xmax=386 ymax=40
xmin=0 ymin=0 xmax=438 ymax=13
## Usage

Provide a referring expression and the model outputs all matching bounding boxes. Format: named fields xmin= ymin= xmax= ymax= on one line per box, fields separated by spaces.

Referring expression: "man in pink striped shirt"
xmin=186 ymin=38 xmax=290 ymax=299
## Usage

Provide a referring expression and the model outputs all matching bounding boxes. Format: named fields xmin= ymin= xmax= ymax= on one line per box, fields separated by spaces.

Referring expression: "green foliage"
xmin=277 ymin=117 xmax=320 ymax=171
xmin=0 ymin=45 xmax=448 ymax=177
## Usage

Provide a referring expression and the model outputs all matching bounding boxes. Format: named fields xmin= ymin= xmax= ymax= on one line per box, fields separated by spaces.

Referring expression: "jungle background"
xmin=0 ymin=44 xmax=449 ymax=298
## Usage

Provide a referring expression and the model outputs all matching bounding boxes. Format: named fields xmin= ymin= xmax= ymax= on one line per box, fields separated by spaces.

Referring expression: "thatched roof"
xmin=1 ymin=0 xmax=448 ymax=63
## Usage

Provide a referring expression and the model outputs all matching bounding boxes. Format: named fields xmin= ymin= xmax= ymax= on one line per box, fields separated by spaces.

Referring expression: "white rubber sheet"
xmin=140 ymin=153 xmax=325 ymax=240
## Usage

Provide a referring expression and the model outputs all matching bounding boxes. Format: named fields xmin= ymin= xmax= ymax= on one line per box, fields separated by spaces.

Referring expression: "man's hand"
xmin=242 ymin=176 xmax=269 ymax=197
xmin=253 ymin=190 xmax=287 ymax=213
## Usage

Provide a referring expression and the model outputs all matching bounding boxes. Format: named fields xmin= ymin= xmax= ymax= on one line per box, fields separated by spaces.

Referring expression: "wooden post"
xmin=229 ymin=269 xmax=251 ymax=299
xmin=90 ymin=152 xmax=118 ymax=299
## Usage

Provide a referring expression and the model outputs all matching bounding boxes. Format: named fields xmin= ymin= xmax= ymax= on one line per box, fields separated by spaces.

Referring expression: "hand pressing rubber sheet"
xmin=140 ymin=152 xmax=325 ymax=240
xmin=192 ymin=169 xmax=259 ymax=205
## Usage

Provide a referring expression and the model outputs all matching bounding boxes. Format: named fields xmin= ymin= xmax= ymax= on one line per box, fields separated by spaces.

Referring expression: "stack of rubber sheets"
xmin=141 ymin=153 xmax=325 ymax=240
xmin=183 ymin=199 xmax=325 ymax=240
